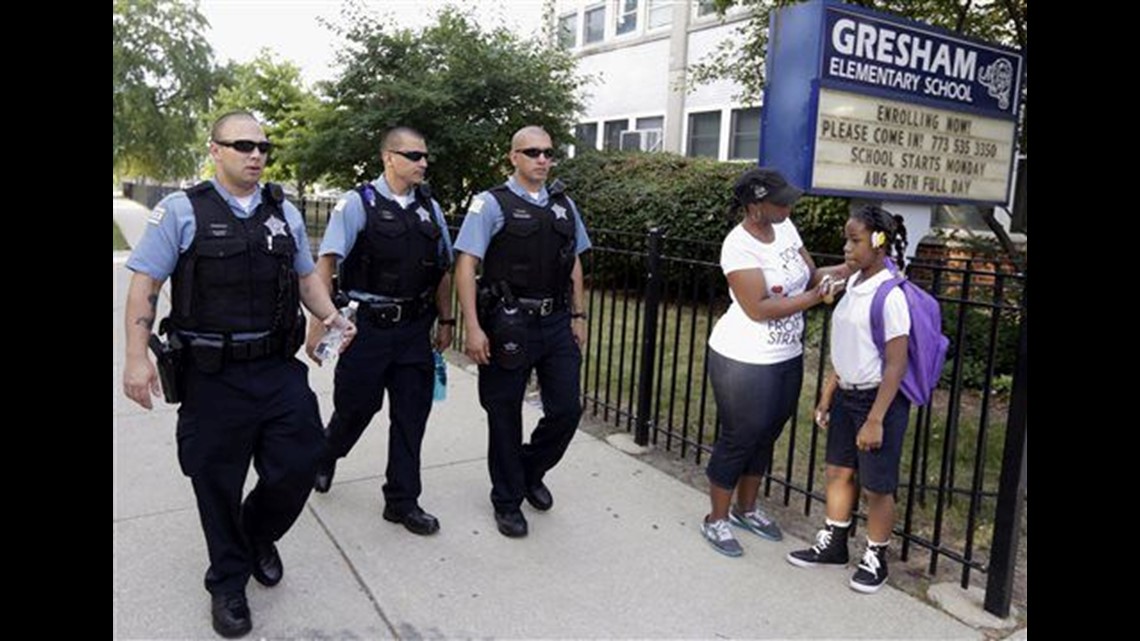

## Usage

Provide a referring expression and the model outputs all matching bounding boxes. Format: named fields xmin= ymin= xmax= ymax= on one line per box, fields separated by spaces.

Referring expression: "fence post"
xmin=634 ymin=228 xmax=663 ymax=446
xmin=984 ymin=274 xmax=1027 ymax=618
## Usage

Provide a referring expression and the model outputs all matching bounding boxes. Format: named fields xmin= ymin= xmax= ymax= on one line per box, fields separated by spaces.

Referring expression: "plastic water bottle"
xmin=315 ymin=301 xmax=358 ymax=365
xmin=432 ymin=350 xmax=447 ymax=402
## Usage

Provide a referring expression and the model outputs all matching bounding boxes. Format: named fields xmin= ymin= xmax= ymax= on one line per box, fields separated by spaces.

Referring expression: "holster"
xmin=479 ymin=282 xmax=528 ymax=370
xmin=148 ymin=333 xmax=184 ymax=404
xmin=489 ymin=304 xmax=528 ymax=370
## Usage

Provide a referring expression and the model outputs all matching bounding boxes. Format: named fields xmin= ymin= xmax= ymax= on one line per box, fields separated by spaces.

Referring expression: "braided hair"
xmin=851 ymin=205 xmax=908 ymax=270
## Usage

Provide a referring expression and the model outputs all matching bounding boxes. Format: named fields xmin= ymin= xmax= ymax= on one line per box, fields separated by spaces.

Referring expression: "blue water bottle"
xmin=432 ymin=350 xmax=447 ymax=402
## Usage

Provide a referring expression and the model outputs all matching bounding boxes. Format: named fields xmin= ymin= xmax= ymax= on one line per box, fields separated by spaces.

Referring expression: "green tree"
xmin=113 ymin=0 xmax=218 ymax=180
xmin=689 ymin=1 xmax=1027 ymax=151
xmin=212 ymin=51 xmax=322 ymax=195
xmin=307 ymin=5 xmax=587 ymax=210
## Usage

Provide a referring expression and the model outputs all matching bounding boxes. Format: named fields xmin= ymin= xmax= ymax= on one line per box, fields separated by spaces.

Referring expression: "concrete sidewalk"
xmin=114 ymin=197 xmax=980 ymax=639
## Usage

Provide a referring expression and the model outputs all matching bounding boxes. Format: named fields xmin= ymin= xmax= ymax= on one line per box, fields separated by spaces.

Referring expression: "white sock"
xmin=825 ymin=518 xmax=852 ymax=528
xmin=866 ymin=538 xmax=889 ymax=548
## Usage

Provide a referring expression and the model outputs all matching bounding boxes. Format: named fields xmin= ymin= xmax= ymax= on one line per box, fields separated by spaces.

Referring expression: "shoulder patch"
xmin=334 ymin=198 xmax=348 ymax=214
xmin=468 ymin=196 xmax=485 ymax=215
xmin=147 ymin=205 xmax=166 ymax=226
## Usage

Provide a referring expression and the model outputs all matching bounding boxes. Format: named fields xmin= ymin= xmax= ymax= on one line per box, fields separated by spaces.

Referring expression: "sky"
xmin=198 ymin=0 xmax=548 ymax=87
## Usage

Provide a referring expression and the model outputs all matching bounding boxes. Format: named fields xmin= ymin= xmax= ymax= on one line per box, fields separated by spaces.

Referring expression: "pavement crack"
xmin=307 ymin=503 xmax=401 ymax=638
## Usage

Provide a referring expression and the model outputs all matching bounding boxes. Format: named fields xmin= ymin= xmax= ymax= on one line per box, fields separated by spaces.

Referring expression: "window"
xmin=729 ymin=108 xmax=761 ymax=160
xmin=636 ymin=116 xmax=664 ymax=131
xmin=585 ymin=5 xmax=606 ymax=43
xmin=604 ymin=119 xmax=629 ymax=151
xmin=696 ymin=0 xmax=717 ymax=18
xmin=575 ymin=123 xmax=599 ymax=153
xmin=648 ymin=0 xmax=673 ymax=29
xmin=558 ymin=13 xmax=578 ymax=49
xmin=616 ymin=0 xmax=639 ymax=35
xmin=686 ymin=111 xmax=721 ymax=158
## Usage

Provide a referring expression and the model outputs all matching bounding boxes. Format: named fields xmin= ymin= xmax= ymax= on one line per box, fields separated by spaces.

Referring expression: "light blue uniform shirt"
xmin=126 ymin=178 xmax=315 ymax=281
xmin=318 ymin=175 xmax=454 ymax=263
xmin=454 ymin=177 xmax=591 ymax=259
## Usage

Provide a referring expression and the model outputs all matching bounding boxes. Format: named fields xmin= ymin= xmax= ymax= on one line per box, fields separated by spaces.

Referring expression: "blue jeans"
xmin=705 ymin=350 xmax=803 ymax=490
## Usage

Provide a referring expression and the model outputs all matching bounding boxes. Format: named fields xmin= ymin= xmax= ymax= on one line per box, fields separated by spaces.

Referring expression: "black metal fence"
xmin=130 ymin=185 xmax=1027 ymax=616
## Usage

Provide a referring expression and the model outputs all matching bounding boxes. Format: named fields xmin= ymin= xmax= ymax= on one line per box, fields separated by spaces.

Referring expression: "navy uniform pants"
xmin=176 ymin=355 xmax=323 ymax=596
xmin=478 ymin=310 xmax=582 ymax=513
xmin=324 ymin=315 xmax=435 ymax=515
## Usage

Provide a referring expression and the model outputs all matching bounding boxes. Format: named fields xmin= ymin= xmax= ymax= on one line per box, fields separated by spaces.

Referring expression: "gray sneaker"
xmin=730 ymin=505 xmax=784 ymax=541
xmin=700 ymin=517 xmax=743 ymax=557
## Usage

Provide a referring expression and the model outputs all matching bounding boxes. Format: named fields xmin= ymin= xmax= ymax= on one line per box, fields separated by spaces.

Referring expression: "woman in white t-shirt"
xmin=786 ymin=205 xmax=911 ymax=595
xmin=699 ymin=168 xmax=848 ymax=557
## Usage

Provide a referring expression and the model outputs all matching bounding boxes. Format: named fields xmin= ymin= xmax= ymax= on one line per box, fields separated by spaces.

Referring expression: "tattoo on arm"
xmin=134 ymin=293 xmax=159 ymax=330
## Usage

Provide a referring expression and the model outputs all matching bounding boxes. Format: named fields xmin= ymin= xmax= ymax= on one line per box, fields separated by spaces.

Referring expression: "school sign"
xmin=761 ymin=1 xmax=1023 ymax=205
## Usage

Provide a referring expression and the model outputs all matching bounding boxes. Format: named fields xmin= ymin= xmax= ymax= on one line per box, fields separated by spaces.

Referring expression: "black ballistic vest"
xmin=339 ymin=183 xmax=447 ymax=298
xmin=482 ymin=183 xmax=577 ymax=298
xmin=170 ymin=182 xmax=299 ymax=334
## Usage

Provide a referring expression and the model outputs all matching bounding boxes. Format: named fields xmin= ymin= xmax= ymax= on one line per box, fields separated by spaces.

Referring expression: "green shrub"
xmin=941 ymin=304 xmax=1022 ymax=391
xmin=555 ymin=151 xmax=849 ymax=258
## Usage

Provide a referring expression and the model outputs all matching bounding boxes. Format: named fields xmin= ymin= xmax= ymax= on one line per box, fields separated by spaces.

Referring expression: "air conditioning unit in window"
xmin=619 ymin=129 xmax=663 ymax=152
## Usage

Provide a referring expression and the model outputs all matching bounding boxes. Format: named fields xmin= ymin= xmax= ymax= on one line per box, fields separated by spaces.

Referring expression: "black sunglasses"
xmin=215 ymin=139 xmax=273 ymax=154
xmin=391 ymin=150 xmax=429 ymax=162
xmin=515 ymin=147 xmax=556 ymax=159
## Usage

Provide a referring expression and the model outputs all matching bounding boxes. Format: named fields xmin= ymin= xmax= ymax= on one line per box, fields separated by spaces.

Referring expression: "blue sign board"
xmin=760 ymin=0 xmax=1023 ymax=205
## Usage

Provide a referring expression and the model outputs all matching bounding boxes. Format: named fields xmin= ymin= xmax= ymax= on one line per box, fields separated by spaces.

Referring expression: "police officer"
xmin=306 ymin=127 xmax=455 ymax=537
xmin=454 ymin=126 xmax=591 ymax=538
xmin=122 ymin=112 xmax=353 ymax=638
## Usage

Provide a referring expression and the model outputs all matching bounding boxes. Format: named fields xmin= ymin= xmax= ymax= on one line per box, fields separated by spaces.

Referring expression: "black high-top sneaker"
xmin=849 ymin=541 xmax=889 ymax=593
xmin=786 ymin=521 xmax=851 ymax=567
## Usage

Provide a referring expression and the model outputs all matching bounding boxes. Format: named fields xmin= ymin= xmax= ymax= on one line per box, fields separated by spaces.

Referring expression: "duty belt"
xmin=182 ymin=333 xmax=282 ymax=362
xmin=357 ymin=293 xmax=433 ymax=327
xmin=515 ymin=296 xmax=568 ymax=317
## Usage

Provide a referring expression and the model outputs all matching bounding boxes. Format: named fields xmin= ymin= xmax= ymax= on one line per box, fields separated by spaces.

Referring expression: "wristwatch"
xmin=438 ymin=318 xmax=457 ymax=327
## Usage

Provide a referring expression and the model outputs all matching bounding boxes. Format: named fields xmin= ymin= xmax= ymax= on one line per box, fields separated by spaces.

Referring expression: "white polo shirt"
xmin=830 ymin=269 xmax=911 ymax=386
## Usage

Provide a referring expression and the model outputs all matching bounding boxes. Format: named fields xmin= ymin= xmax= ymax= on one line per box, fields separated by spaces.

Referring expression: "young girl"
xmin=786 ymin=205 xmax=910 ymax=594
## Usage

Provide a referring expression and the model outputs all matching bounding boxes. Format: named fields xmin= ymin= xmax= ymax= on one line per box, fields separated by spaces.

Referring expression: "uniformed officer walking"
xmin=306 ymin=127 xmax=455 ymax=536
xmin=454 ymin=125 xmax=591 ymax=538
xmin=122 ymin=111 xmax=354 ymax=638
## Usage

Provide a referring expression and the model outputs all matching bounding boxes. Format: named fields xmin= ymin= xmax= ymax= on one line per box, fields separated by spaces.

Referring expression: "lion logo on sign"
xmin=979 ymin=58 xmax=1015 ymax=111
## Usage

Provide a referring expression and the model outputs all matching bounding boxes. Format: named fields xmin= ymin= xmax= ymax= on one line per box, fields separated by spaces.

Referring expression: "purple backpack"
xmin=870 ymin=258 xmax=949 ymax=406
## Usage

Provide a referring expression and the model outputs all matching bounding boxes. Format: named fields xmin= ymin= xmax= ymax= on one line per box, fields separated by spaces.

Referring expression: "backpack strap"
xmin=870 ymin=275 xmax=906 ymax=361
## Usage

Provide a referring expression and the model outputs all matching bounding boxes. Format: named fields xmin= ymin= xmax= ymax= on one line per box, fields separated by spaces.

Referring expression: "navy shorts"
xmin=825 ymin=387 xmax=911 ymax=494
